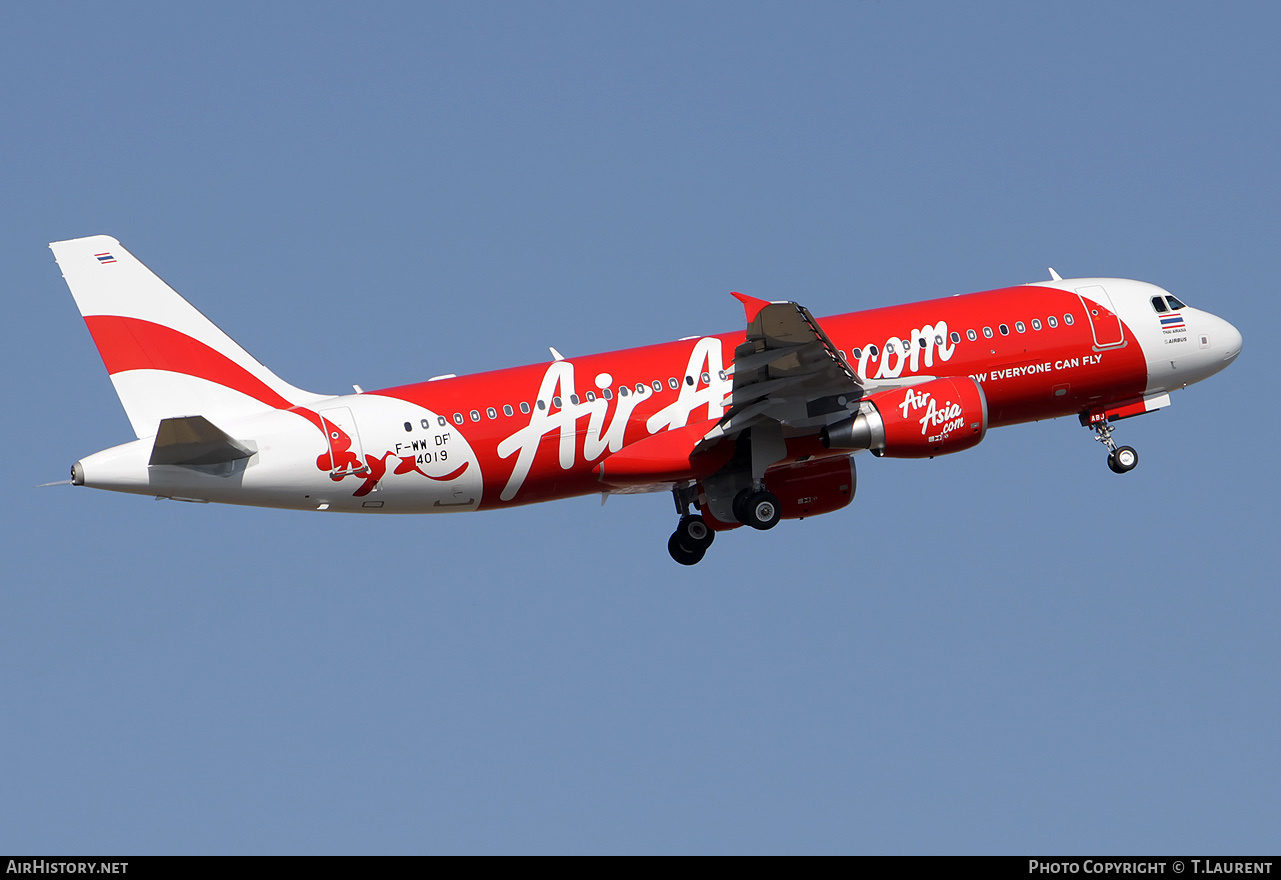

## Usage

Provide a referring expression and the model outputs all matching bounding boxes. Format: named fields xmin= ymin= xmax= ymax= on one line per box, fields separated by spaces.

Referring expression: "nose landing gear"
xmin=1090 ymin=420 xmax=1139 ymax=474
xmin=1107 ymin=445 xmax=1139 ymax=473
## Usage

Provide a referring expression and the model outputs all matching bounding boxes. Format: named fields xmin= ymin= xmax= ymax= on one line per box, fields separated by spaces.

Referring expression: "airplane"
xmin=50 ymin=235 xmax=1242 ymax=565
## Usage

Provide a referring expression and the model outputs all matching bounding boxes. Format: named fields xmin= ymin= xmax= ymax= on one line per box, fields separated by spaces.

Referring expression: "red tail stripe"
xmin=83 ymin=315 xmax=294 ymax=410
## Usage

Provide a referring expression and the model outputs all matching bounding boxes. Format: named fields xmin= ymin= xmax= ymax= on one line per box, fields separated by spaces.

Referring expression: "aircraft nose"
xmin=1219 ymin=316 xmax=1243 ymax=364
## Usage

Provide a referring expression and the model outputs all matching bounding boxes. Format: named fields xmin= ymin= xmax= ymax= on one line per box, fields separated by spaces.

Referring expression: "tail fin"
xmin=51 ymin=235 xmax=326 ymax=438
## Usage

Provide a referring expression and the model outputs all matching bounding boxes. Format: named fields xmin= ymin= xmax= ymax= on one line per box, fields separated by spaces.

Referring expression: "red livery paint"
xmin=868 ymin=377 xmax=987 ymax=459
xmin=52 ymin=235 xmax=1243 ymax=565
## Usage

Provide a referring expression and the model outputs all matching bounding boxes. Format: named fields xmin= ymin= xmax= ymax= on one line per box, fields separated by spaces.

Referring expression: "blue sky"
xmin=3 ymin=2 xmax=1277 ymax=854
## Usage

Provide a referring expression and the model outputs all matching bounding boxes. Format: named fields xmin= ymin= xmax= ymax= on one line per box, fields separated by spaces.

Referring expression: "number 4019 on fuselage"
xmin=51 ymin=236 xmax=1242 ymax=565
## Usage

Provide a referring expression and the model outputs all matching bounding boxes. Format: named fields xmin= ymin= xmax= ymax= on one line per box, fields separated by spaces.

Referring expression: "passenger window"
xmin=1031 ymin=319 xmax=1042 ymax=331
xmin=503 ymin=405 xmax=514 ymax=416
xmin=999 ymin=324 xmax=1010 ymax=335
xmin=1048 ymin=316 xmax=1058 ymax=328
xmin=1151 ymin=296 xmax=1169 ymax=314
xmin=868 ymin=344 xmax=879 ymax=357
xmin=1015 ymin=321 xmax=1025 ymax=333
xmin=718 ymin=370 xmax=727 ymax=380
xmin=635 ymin=383 xmax=645 ymax=394
xmin=453 ymin=413 xmax=464 ymax=425
xmin=403 ymin=422 xmax=412 ymax=432
xmin=887 ymin=342 xmax=896 ymax=353
xmin=917 ymin=337 xmax=927 ymax=349
xmin=552 ymin=396 xmax=562 ymax=408
xmin=701 ymin=372 xmax=710 ymax=383
xmin=620 ymin=386 xmax=629 ymax=397
xmin=603 ymin=388 xmax=613 ymax=400
xmin=653 ymin=381 xmax=662 ymax=392
xmin=950 ymin=332 xmax=960 ymax=344
xmin=470 ymin=410 xmax=480 ymax=422
xmin=570 ymin=394 xmax=580 ymax=405
xmin=520 ymin=402 xmax=531 ymax=414
xmin=983 ymin=327 xmax=993 ymax=338
xmin=669 ymin=378 xmax=679 ymax=389
xmin=685 ymin=376 xmax=694 ymax=386
xmin=852 ymin=347 xmax=863 ymax=359
xmin=585 ymin=392 xmax=595 ymax=403
xmin=1064 ymin=313 xmax=1075 ymax=325
xmin=537 ymin=400 xmax=546 ymax=410
xmin=1167 ymin=295 xmax=1186 ymax=310
xmin=966 ymin=329 xmax=977 ymax=341
xmin=437 ymin=416 xmax=447 ymax=427
xmin=486 ymin=407 xmax=496 ymax=419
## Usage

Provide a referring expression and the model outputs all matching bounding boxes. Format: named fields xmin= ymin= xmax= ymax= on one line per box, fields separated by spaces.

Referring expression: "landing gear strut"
xmin=668 ymin=484 xmax=714 ymax=566
xmin=1091 ymin=420 xmax=1139 ymax=474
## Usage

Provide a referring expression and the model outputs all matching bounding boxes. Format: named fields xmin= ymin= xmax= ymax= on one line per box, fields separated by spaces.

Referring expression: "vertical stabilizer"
xmin=51 ymin=235 xmax=327 ymax=438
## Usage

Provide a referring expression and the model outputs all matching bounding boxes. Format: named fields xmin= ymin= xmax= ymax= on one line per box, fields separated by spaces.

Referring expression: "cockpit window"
xmin=1150 ymin=296 xmax=1169 ymax=314
xmin=1166 ymin=295 xmax=1187 ymax=310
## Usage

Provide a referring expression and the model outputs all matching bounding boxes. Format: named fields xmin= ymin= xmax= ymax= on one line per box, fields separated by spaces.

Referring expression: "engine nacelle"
xmin=820 ymin=376 xmax=987 ymax=459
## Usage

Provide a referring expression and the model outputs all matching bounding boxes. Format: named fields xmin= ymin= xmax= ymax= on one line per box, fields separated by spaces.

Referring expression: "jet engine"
xmin=819 ymin=376 xmax=987 ymax=458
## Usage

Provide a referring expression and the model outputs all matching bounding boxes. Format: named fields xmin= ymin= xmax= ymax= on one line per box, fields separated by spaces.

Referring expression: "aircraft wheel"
xmin=676 ymin=514 xmax=714 ymax=551
xmin=668 ymin=532 xmax=705 ymax=566
xmin=736 ymin=489 xmax=782 ymax=531
xmin=1108 ymin=446 xmax=1139 ymax=474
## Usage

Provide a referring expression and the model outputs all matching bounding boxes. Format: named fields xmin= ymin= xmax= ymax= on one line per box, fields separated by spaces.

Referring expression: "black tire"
xmin=1112 ymin=445 xmax=1138 ymax=473
xmin=740 ymin=490 xmax=782 ymax=531
xmin=676 ymin=514 xmax=714 ymax=551
xmin=668 ymin=532 xmax=705 ymax=566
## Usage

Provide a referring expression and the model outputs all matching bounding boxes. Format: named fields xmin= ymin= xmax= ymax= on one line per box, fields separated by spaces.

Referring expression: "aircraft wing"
xmin=700 ymin=294 xmax=866 ymax=445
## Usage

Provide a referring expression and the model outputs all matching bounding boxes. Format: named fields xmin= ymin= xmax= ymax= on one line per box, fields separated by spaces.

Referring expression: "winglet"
xmin=730 ymin=291 xmax=771 ymax=323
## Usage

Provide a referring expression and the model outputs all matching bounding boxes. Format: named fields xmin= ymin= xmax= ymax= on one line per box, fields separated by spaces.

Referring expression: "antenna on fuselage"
xmin=1048 ymin=267 xmax=1063 ymax=281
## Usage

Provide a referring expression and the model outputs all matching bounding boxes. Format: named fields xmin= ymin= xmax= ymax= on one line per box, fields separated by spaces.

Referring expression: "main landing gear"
xmin=668 ymin=514 xmax=714 ymax=566
xmin=666 ymin=482 xmax=783 ymax=566
xmin=1090 ymin=420 xmax=1139 ymax=474
xmin=732 ymin=486 xmax=781 ymax=530
xmin=667 ymin=483 xmax=715 ymax=566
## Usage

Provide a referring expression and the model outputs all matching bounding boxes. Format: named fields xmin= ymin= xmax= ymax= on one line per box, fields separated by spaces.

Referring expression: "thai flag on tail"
xmin=94 ymin=252 xmax=117 ymax=264
xmin=1161 ymin=313 xmax=1185 ymax=330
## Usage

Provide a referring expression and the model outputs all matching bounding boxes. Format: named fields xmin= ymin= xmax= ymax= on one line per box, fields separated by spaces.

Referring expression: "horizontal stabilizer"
xmin=149 ymin=415 xmax=253 ymax=466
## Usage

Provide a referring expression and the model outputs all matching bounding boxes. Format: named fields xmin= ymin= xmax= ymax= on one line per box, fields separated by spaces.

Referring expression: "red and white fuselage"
xmin=54 ymin=236 xmax=1241 ymax=559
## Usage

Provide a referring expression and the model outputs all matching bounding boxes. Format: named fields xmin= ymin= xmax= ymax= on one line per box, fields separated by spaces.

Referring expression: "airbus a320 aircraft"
xmin=51 ymin=235 xmax=1242 ymax=565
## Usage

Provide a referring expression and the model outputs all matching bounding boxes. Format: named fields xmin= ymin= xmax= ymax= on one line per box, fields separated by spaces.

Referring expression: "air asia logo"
xmin=898 ymin=388 xmax=964 ymax=441
xmin=496 ymin=338 xmax=728 ymax=501
xmin=494 ymin=323 xmax=958 ymax=501
xmin=295 ymin=408 xmax=468 ymax=497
